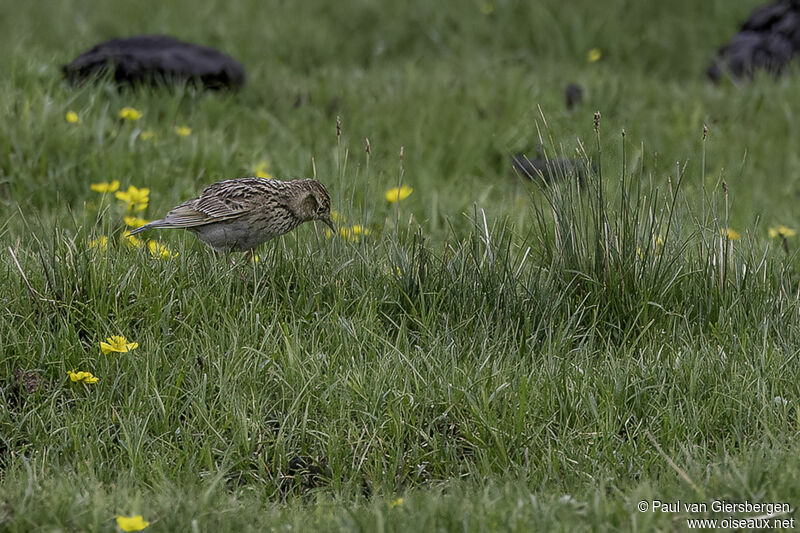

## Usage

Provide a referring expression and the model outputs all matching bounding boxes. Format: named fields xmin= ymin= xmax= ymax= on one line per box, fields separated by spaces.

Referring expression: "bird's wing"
xmin=161 ymin=178 xmax=274 ymax=228
xmin=158 ymin=201 xmax=241 ymax=228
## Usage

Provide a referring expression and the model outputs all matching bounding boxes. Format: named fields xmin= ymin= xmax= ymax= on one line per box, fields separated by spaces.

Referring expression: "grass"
xmin=2 ymin=0 xmax=800 ymax=530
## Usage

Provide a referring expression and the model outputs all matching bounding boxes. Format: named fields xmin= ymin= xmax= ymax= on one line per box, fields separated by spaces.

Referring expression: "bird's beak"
xmin=321 ymin=215 xmax=335 ymax=233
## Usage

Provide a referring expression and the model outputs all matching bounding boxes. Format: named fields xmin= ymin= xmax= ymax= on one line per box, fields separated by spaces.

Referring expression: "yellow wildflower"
xmin=100 ymin=335 xmax=138 ymax=355
xmin=174 ymin=125 xmax=191 ymax=137
xmin=90 ymin=180 xmax=120 ymax=193
xmin=116 ymin=515 xmax=150 ymax=531
xmin=656 ymin=235 xmax=664 ymax=246
xmin=116 ymin=185 xmax=150 ymax=212
xmin=330 ymin=210 xmax=344 ymax=223
xmin=385 ymin=185 xmax=413 ymax=203
xmin=390 ymin=498 xmax=404 ymax=508
xmin=587 ymin=48 xmax=602 ymax=63
xmin=119 ymin=107 xmax=142 ymax=121
xmin=254 ymin=160 xmax=273 ymax=179
xmin=122 ymin=231 xmax=144 ymax=249
xmin=768 ymin=225 xmax=797 ymax=239
xmin=480 ymin=2 xmax=494 ymax=15
xmin=65 ymin=110 xmax=79 ymax=123
xmin=251 ymin=253 xmax=260 ymax=263
xmin=89 ymin=236 xmax=108 ymax=250
xmin=723 ymin=228 xmax=740 ymax=241
xmin=338 ymin=225 xmax=371 ymax=242
xmin=148 ymin=240 xmax=178 ymax=259
xmin=67 ymin=370 xmax=99 ymax=384
xmin=124 ymin=216 xmax=149 ymax=229
xmin=139 ymin=130 xmax=157 ymax=141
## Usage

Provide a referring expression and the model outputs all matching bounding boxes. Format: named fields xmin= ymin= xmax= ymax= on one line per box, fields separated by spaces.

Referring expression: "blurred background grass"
xmin=2 ymin=0 xmax=799 ymax=238
xmin=3 ymin=0 xmax=800 ymax=531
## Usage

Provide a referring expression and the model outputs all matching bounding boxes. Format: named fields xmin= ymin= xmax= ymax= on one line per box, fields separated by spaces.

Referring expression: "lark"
xmin=130 ymin=177 xmax=335 ymax=255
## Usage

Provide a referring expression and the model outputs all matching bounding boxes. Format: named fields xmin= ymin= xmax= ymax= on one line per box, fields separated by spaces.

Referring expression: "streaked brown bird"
xmin=130 ymin=177 xmax=335 ymax=254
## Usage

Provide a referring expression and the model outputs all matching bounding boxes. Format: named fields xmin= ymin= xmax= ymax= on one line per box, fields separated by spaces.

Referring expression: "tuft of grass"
xmin=3 ymin=0 xmax=800 ymax=530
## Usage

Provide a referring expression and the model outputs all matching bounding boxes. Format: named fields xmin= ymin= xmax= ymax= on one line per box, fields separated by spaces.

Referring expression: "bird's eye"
xmin=316 ymin=205 xmax=327 ymax=214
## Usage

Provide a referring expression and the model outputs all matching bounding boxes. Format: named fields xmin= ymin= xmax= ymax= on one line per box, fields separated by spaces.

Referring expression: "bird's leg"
xmin=234 ymin=250 xmax=256 ymax=283
xmin=220 ymin=250 xmax=243 ymax=279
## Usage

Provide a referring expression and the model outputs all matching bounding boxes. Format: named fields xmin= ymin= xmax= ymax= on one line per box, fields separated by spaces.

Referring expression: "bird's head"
xmin=291 ymin=179 xmax=335 ymax=232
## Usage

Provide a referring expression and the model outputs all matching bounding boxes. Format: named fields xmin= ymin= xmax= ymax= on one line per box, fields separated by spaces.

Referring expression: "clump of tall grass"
xmin=523 ymin=113 xmax=798 ymax=344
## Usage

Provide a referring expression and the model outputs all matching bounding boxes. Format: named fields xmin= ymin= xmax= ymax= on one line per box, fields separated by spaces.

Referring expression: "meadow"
xmin=2 ymin=0 xmax=800 ymax=530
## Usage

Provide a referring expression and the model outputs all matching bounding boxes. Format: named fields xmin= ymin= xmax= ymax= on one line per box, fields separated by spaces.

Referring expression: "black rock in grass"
xmin=63 ymin=35 xmax=246 ymax=90
xmin=708 ymin=0 xmax=800 ymax=81
xmin=281 ymin=456 xmax=329 ymax=494
xmin=511 ymin=151 xmax=586 ymax=185
xmin=565 ymin=83 xmax=583 ymax=110
xmin=6 ymin=369 xmax=50 ymax=410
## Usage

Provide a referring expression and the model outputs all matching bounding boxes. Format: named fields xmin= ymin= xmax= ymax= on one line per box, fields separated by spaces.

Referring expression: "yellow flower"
xmin=174 ymin=125 xmax=191 ymax=137
xmin=91 ymin=180 xmax=120 ymax=193
xmin=65 ymin=110 xmax=79 ymax=123
xmin=116 ymin=515 xmax=150 ymax=531
xmin=330 ymin=210 xmax=344 ymax=223
xmin=587 ymin=48 xmax=602 ymax=63
xmin=656 ymin=235 xmax=664 ymax=246
xmin=768 ymin=225 xmax=797 ymax=239
xmin=122 ymin=231 xmax=144 ymax=249
xmin=479 ymin=2 xmax=494 ymax=15
xmin=385 ymin=185 xmax=413 ymax=203
xmin=119 ymin=107 xmax=142 ymax=121
xmin=89 ymin=236 xmax=108 ymax=250
xmin=100 ymin=335 xmax=139 ymax=354
xmin=390 ymin=498 xmax=404 ymax=508
xmin=124 ymin=216 xmax=149 ymax=229
xmin=148 ymin=240 xmax=178 ymax=259
xmin=116 ymin=185 xmax=150 ymax=212
xmin=636 ymin=246 xmax=644 ymax=259
xmin=67 ymin=370 xmax=99 ymax=384
xmin=723 ymin=228 xmax=740 ymax=241
xmin=338 ymin=225 xmax=371 ymax=242
xmin=139 ymin=130 xmax=157 ymax=141
xmin=254 ymin=160 xmax=273 ymax=179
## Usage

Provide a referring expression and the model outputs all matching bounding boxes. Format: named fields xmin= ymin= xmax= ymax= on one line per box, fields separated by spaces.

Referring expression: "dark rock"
xmin=511 ymin=152 xmax=585 ymax=184
xmin=5 ymin=369 xmax=50 ymax=411
xmin=565 ymin=83 xmax=583 ymax=111
xmin=63 ymin=35 xmax=246 ymax=90
xmin=743 ymin=1 xmax=794 ymax=31
xmin=708 ymin=0 xmax=800 ymax=81
xmin=283 ymin=455 xmax=328 ymax=493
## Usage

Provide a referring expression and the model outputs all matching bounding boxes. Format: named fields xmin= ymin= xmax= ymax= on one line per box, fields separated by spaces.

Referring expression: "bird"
xmin=130 ymin=177 xmax=335 ymax=256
